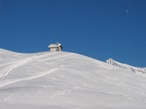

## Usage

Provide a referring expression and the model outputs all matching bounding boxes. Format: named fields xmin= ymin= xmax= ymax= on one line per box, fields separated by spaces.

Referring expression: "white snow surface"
xmin=106 ymin=58 xmax=146 ymax=75
xmin=0 ymin=48 xmax=146 ymax=109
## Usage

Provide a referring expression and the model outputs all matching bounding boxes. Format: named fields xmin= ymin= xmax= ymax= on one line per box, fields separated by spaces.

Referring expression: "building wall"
xmin=50 ymin=47 xmax=61 ymax=52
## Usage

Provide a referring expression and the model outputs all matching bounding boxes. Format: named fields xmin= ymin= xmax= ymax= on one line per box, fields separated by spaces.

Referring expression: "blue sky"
xmin=0 ymin=0 xmax=146 ymax=67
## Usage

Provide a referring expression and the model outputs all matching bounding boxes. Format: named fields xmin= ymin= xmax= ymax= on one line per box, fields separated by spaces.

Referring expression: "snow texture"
xmin=0 ymin=48 xmax=146 ymax=109
xmin=106 ymin=58 xmax=146 ymax=75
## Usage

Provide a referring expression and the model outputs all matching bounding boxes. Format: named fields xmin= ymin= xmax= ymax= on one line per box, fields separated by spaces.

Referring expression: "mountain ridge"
xmin=106 ymin=58 xmax=146 ymax=74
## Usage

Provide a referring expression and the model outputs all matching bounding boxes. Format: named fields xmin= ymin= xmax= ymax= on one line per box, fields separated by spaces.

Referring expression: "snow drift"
xmin=0 ymin=48 xmax=146 ymax=109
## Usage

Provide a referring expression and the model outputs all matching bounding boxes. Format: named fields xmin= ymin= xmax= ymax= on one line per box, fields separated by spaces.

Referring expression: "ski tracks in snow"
xmin=0 ymin=52 xmax=75 ymax=88
xmin=0 ymin=59 xmax=31 ymax=78
xmin=0 ymin=52 xmax=56 ymax=78
xmin=0 ymin=52 xmax=74 ymax=78
xmin=0 ymin=69 xmax=57 ymax=87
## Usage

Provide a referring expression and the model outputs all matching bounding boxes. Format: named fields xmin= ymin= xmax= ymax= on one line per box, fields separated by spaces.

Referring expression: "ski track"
xmin=0 ymin=62 xmax=17 ymax=67
xmin=0 ymin=53 xmax=74 ymax=87
xmin=0 ymin=53 xmax=73 ymax=78
xmin=0 ymin=52 xmax=56 ymax=68
xmin=0 ymin=68 xmax=57 ymax=88
xmin=0 ymin=59 xmax=31 ymax=78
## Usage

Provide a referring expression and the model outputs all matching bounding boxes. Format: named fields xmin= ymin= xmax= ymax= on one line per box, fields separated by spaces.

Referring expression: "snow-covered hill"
xmin=0 ymin=48 xmax=146 ymax=109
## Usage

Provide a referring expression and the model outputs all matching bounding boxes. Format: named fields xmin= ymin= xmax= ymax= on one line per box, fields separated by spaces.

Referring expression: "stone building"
xmin=48 ymin=43 xmax=62 ymax=52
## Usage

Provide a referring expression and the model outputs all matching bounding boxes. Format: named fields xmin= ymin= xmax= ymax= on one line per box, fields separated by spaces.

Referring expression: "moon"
xmin=126 ymin=9 xmax=129 ymax=14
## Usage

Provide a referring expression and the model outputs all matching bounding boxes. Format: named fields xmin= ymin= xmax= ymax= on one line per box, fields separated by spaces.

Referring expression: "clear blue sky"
xmin=0 ymin=0 xmax=146 ymax=67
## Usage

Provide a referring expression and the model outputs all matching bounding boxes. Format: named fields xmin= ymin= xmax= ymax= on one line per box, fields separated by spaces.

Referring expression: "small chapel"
xmin=48 ymin=42 xmax=63 ymax=52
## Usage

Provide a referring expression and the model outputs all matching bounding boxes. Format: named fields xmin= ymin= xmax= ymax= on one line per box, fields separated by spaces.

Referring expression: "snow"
xmin=0 ymin=48 xmax=146 ymax=109
xmin=48 ymin=43 xmax=62 ymax=48
xmin=106 ymin=58 xmax=146 ymax=77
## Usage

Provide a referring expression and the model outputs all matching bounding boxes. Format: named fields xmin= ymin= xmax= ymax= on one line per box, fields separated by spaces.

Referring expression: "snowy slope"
xmin=0 ymin=48 xmax=146 ymax=109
